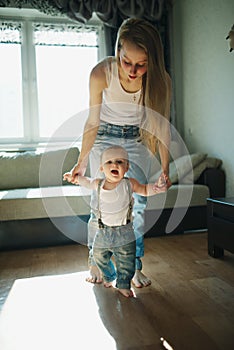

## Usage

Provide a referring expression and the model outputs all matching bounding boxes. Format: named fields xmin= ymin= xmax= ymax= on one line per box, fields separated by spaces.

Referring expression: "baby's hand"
xmin=63 ymin=172 xmax=73 ymax=182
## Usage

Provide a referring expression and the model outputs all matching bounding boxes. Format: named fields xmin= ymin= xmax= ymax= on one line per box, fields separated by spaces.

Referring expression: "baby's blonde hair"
xmin=101 ymin=145 xmax=129 ymax=165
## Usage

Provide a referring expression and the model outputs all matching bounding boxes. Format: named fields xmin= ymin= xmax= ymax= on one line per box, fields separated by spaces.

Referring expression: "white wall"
xmin=172 ymin=0 xmax=234 ymax=196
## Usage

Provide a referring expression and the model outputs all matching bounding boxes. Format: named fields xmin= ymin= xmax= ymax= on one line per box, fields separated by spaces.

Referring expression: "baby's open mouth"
xmin=111 ymin=169 xmax=119 ymax=175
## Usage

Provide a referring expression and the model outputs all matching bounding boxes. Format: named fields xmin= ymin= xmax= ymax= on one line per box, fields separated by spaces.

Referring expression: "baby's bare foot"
xmin=86 ymin=265 xmax=103 ymax=284
xmin=132 ymin=270 xmax=151 ymax=288
xmin=118 ymin=288 xmax=134 ymax=298
xmin=104 ymin=281 xmax=114 ymax=288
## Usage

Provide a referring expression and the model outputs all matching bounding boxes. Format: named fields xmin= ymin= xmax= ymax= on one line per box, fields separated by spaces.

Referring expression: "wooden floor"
xmin=0 ymin=232 xmax=233 ymax=350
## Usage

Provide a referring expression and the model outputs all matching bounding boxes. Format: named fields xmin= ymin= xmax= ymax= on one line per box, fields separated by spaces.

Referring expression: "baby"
xmin=63 ymin=145 xmax=166 ymax=297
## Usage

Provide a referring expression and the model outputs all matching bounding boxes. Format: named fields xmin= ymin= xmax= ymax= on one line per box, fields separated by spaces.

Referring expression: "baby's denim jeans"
xmin=93 ymin=223 xmax=136 ymax=290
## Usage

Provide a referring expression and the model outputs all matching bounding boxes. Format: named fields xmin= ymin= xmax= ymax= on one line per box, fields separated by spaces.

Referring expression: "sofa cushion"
xmin=151 ymin=153 xmax=207 ymax=184
xmin=146 ymin=184 xmax=210 ymax=210
xmin=0 ymin=147 xmax=79 ymax=190
xmin=169 ymin=153 xmax=208 ymax=183
xmin=182 ymin=157 xmax=222 ymax=184
xmin=0 ymin=185 xmax=91 ymax=221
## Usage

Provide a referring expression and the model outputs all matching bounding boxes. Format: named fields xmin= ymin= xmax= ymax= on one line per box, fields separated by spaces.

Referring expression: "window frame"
xmin=0 ymin=8 xmax=105 ymax=150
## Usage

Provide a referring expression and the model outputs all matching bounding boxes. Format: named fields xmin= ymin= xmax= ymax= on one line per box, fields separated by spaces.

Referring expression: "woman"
xmin=68 ymin=18 xmax=172 ymax=287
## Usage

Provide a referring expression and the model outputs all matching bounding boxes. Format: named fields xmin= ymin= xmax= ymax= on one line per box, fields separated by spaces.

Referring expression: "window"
xmin=0 ymin=11 xmax=103 ymax=149
xmin=0 ymin=21 xmax=23 ymax=139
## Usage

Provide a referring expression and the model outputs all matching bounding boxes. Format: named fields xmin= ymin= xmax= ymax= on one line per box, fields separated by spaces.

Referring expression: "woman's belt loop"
xmin=107 ymin=123 xmax=111 ymax=134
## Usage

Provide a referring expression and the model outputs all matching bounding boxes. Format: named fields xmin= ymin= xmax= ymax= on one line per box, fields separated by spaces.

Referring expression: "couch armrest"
xmin=196 ymin=168 xmax=226 ymax=198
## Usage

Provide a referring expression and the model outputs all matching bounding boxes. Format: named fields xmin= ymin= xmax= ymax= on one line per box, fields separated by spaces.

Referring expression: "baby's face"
xmin=101 ymin=157 xmax=129 ymax=182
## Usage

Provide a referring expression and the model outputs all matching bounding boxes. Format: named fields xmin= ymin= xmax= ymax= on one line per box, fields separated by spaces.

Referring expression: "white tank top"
xmin=91 ymin=178 xmax=132 ymax=226
xmin=100 ymin=58 xmax=144 ymax=126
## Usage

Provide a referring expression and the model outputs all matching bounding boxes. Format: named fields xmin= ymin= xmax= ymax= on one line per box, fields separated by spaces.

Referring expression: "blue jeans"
xmin=88 ymin=122 xmax=154 ymax=272
xmin=93 ymin=223 xmax=136 ymax=290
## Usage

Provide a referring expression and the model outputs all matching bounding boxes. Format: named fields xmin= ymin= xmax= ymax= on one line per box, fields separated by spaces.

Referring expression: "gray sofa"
xmin=0 ymin=146 xmax=225 ymax=250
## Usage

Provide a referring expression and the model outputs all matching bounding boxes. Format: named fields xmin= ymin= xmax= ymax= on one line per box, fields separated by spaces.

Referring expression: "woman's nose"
xmin=130 ymin=65 xmax=137 ymax=74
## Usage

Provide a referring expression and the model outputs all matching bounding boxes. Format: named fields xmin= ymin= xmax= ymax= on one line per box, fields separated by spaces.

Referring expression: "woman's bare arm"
xmin=70 ymin=59 xmax=109 ymax=180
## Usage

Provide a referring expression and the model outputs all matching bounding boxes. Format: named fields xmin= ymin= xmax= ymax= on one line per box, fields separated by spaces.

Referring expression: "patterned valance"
xmin=0 ymin=0 xmax=170 ymax=27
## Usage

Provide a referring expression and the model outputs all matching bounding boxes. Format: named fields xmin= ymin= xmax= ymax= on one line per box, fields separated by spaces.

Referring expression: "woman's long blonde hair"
xmin=115 ymin=18 xmax=171 ymax=154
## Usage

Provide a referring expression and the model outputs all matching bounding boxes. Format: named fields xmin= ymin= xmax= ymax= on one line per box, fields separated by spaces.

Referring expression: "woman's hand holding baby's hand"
xmin=153 ymin=172 xmax=171 ymax=193
xmin=63 ymin=159 xmax=87 ymax=185
xmin=63 ymin=172 xmax=79 ymax=184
